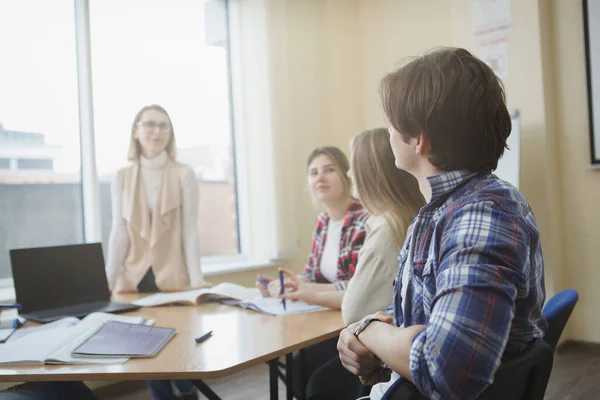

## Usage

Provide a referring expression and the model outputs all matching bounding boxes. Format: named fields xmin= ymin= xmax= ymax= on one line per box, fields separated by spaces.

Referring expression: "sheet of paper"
xmin=471 ymin=0 xmax=512 ymax=37
xmin=479 ymin=39 xmax=509 ymax=80
xmin=0 ymin=325 xmax=74 ymax=366
xmin=240 ymin=297 xmax=326 ymax=316
xmin=0 ymin=328 xmax=15 ymax=343
xmin=132 ymin=288 xmax=209 ymax=307
xmin=9 ymin=317 xmax=80 ymax=342
xmin=132 ymin=283 xmax=259 ymax=307
xmin=208 ymin=283 xmax=259 ymax=301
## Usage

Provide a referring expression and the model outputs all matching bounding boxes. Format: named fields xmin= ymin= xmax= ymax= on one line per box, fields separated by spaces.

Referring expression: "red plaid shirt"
xmin=301 ymin=202 xmax=369 ymax=290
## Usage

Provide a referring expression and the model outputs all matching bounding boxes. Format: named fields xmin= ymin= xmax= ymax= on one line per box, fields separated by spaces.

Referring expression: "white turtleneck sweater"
xmin=105 ymin=151 xmax=206 ymax=290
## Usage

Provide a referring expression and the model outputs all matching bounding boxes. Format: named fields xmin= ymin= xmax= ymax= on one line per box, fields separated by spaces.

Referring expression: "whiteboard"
xmin=583 ymin=0 xmax=600 ymax=164
xmin=494 ymin=109 xmax=520 ymax=188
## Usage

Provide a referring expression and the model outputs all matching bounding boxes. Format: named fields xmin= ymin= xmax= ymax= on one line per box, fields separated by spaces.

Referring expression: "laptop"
xmin=10 ymin=243 xmax=140 ymax=323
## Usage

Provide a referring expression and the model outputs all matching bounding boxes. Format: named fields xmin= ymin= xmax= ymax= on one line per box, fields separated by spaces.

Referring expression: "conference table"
xmin=0 ymin=294 xmax=346 ymax=400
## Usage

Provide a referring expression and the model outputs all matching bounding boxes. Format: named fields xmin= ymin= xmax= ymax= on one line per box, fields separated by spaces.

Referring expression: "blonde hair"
xmin=127 ymin=104 xmax=177 ymax=161
xmin=350 ymin=128 xmax=425 ymax=249
xmin=306 ymin=146 xmax=353 ymax=202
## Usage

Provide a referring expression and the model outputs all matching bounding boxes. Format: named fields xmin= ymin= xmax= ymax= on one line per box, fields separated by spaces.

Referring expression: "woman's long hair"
xmin=350 ymin=128 xmax=425 ymax=248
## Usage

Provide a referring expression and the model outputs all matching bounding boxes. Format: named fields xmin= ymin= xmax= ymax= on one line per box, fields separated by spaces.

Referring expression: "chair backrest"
xmin=381 ymin=340 xmax=554 ymax=400
xmin=479 ymin=339 xmax=554 ymax=400
xmin=542 ymin=289 xmax=579 ymax=351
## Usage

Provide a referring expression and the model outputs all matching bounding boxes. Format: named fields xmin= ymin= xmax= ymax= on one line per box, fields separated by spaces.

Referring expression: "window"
xmin=0 ymin=0 xmax=257 ymax=287
xmin=16 ymin=159 xmax=54 ymax=171
xmin=0 ymin=0 xmax=83 ymax=280
xmin=89 ymin=0 xmax=240 ymax=261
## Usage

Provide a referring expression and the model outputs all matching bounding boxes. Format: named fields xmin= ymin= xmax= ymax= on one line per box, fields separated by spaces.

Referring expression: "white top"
xmin=341 ymin=216 xmax=401 ymax=325
xmin=319 ymin=219 xmax=343 ymax=283
xmin=369 ymin=249 xmax=411 ymax=399
xmin=105 ymin=151 xmax=206 ymax=290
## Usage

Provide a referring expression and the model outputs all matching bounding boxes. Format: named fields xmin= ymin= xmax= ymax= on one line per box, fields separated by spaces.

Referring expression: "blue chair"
xmin=381 ymin=339 xmax=554 ymax=400
xmin=542 ymin=288 xmax=579 ymax=351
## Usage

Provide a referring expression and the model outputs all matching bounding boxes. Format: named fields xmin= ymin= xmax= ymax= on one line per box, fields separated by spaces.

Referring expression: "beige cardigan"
xmin=341 ymin=216 xmax=402 ymax=324
xmin=112 ymin=159 xmax=191 ymax=292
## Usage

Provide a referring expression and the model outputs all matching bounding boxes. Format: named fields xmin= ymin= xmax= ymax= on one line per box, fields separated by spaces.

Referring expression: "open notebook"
xmin=132 ymin=282 xmax=261 ymax=307
xmin=225 ymin=297 xmax=326 ymax=316
xmin=0 ymin=312 xmax=153 ymax=366
xmin=133 ymin=282 xmax=326 ymax=316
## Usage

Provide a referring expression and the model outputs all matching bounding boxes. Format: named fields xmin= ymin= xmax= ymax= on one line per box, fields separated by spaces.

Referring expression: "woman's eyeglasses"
xmin=136 ymin=121 xmax=171 ymax=132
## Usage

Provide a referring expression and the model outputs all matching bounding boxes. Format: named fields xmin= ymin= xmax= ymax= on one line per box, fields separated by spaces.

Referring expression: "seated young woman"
xmin=256 ymin=145 xmax=369 ymax=302
xmin=273 ymin=128 xmax=424 ymax=326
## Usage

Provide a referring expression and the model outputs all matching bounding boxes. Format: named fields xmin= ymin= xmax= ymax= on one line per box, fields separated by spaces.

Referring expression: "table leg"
xmin=298 ymin=348 xmax=307 ymax=400
xmin=285 ymin=353 xmax=294 ymax=400
xmin=190 ymin=379 xmax=222 ymax=400
xmin=268 ymin=359 xmax=279 ymax=400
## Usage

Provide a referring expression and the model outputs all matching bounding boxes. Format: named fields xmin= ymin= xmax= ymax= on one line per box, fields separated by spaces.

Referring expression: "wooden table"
xmin=0 ymin=296 xmax=345 ymax=400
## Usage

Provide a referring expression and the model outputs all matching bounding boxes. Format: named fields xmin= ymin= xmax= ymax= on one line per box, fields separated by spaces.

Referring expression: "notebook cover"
xmin=72 ymin=321 xmax=176 ymax=358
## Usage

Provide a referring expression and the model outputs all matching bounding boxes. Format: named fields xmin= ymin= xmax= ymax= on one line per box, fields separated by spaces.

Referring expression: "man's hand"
xmin=338 ymin=321 xmax=382 ymax=376
xmin=338 ymin=312 xmax=394 ymax=385
xmin=364 ymin=311 xmax=394 ymax=324
xmin=359 ymin=366 xmax=392 ymax=386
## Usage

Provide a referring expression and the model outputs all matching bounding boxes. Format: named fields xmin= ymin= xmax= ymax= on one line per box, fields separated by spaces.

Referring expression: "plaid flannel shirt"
xmin=393 ymin=170 xmax=547 ymax=400
xmin=302 ymin=202 xmax=369 ymax=290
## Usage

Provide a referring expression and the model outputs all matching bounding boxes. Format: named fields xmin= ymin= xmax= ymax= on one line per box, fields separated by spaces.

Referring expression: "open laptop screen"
xmin=9 ymin=243 xmax=110 ymax=313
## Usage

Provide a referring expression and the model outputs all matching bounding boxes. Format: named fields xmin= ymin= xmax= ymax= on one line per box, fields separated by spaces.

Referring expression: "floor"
xmin=95 ymin=362 xmax=286 ymax=400
xmin=544 ymin=341 xmax=600 ymax=400
xmin=97 ymin=341 xmax=600 ymax=399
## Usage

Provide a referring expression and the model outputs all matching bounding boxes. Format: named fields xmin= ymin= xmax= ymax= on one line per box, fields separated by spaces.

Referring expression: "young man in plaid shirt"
xmin=337 ymin=47 xmax=547 ymax=400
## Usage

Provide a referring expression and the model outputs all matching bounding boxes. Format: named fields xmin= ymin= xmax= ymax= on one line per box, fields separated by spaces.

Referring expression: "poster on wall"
xmin=479 ymin=39 xmax=509 ymax=81
xmin=583 ymin=0 xmax=600 ymax=165
xmin=471 ymin=0 xmax=512 ymax=41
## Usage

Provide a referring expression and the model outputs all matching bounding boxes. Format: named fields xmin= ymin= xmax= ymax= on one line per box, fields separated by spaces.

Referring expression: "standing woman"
xmin=105 ymin=104 xmax=207 ymax=400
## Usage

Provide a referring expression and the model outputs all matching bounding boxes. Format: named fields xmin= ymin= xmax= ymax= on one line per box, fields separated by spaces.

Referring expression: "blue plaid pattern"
xmin=393 ymin=170 xmax=547 ymax=400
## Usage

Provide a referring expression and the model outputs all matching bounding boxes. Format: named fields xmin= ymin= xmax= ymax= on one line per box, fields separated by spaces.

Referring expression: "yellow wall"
xmin=226 ymin=0 xmax=600 ymax=342
xmin=356 ymin=0 xmax=564 ymax=302
xmin=353 ymin=0 xmax=598 ymax=343
xmin=550 ymin=0 xmax=600 ymax=342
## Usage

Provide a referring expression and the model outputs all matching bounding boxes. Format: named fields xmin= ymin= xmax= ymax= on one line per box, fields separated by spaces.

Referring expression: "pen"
xmin=0 ymin=304 xmax=22 ymax=309
xmin=195 ymin=330 xmax=213 ymax=344
xmin=279 ymin=270 xmax=286 ymax=311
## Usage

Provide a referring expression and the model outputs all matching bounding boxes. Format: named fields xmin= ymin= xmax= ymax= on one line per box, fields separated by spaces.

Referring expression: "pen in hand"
xmin=279 ymin=269 xmax=286 ymax=311
xmin=195 ymin=330 xmax=213 ymax=344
